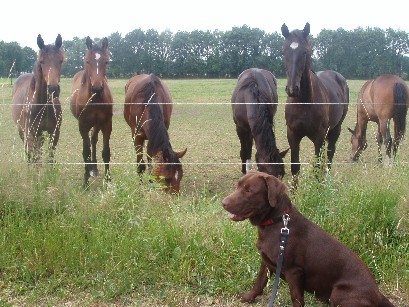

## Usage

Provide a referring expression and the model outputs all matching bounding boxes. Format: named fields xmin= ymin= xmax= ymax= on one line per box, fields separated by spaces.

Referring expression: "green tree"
xmin=0 ymin=41 xmax=35 ymax=78
xmin=62 ymin=37 xmax=87 ymax=77
xmin=107 ymin=32 xmax=125 ymax=78
xmin=385 ymin=28 xmax=409 ymax=76
xmin=122 ymin=29 xmax=146 ymax=77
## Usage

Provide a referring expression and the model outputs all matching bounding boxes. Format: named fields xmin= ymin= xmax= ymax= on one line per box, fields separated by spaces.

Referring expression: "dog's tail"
xmin=379 ymin=294 xmax=395 ymax=307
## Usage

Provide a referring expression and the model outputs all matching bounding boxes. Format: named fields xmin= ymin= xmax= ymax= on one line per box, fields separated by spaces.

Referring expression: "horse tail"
xmin=393 ymin=82 xmax=408 ymax=138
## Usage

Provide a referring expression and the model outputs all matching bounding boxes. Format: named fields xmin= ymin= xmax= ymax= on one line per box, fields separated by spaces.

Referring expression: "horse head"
xmin=281 ymin=23 xmax=311 ymax=97
xmin=348 ymin=127 xmax=367 ymax=161
xmin=152 ymin=148 xmax=187 ymax=193
xmin=255 ymin=148 xmax=289 ymax=179
xmin=84 ymin=36 xmax=109 ymax=95
xmin=36 ymin=34 xmax=65 ymax=98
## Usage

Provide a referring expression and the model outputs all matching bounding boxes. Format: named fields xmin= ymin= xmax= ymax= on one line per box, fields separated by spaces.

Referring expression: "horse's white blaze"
xmin=290 ymin=42 xmax=299 ymax=49
xmin=95 ymin=53 xmax=101 ymax=75
xmin=175 ymin=170 xmax=179 ymax=181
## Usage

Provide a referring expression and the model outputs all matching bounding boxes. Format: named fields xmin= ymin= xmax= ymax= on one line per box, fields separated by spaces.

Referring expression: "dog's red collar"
xmin=261 ymin=207 xmax=291 ymax=226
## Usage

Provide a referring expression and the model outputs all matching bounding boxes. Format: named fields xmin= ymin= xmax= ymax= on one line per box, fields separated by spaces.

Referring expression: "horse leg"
xmin=326 ymin=124 xmax=342 ymax=170
xmin=101 ymin=121 xmax=112 ymax=182
xmin=287 ymin=129 xmax=301 ymax=188
xmin=312 ymin=135 xmax=327 ymax=179
xmin=236 ymin=126 xmax=253 ymax=174
xmin=392 ymin=122 xmax=405 ymax=162
xmin=48 ymin=124 xmax=60 ymax=164
xmin=379 ymin=119 xmax=392 ymax=164
xmin=376 ymin=127 xmax=383 ymax=163
xmin=80 ymin=126 xmax=92 ymax=187
xmin=90 ymin=127 xmax=100 ymax=177
xmin=33 ymin=133 xmax=44 ymax=164
xmin=133 ymin=135 xmax=146 ymax=175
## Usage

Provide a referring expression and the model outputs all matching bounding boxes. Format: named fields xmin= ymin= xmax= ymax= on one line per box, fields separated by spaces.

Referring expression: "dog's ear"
xmin=264 ymin=175 xmax=286 ymax=207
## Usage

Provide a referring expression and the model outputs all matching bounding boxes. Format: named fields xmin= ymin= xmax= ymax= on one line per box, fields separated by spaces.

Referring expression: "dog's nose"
xmin=222 ymin=197 xmax=230 ymax=208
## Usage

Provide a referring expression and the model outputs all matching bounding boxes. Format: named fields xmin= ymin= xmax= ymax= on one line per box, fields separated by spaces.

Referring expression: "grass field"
xmin=0 ymin=76 xmax=408 ymax=306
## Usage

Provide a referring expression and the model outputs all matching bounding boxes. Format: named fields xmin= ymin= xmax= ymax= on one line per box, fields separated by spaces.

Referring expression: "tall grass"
xmin=0 ymin=78 xmax=408 ymax=306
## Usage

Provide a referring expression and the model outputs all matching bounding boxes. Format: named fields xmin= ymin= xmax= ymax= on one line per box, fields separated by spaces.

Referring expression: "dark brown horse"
xmin=70 ymin=36 xmax=113 ymax=187
xmin=124 ymin=74 xmax=187 ymax=193
xmin=348 ymin=74 xmax=409 ymax=163
xmin=12 ymin=34 xmax=65 ymax=163
xmin=281 ymin=23 xmax=349 ymax=182
xmin=231 ymin=68 xmax=288 ymax=178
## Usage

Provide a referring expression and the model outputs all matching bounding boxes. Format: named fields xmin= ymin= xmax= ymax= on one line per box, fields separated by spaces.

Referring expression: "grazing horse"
xmin=124 ymin=74 xmax=187 ymax=193
xmin=70 ymin=36 xmax=113 ymax=187
xmin=12 ymin=34 xmax=65 ymax=163
xmin=348 ymin=74 xmax=409 ymax=163
xmin=281 ymin=23 xmax=349 ymax=182
xmin=231 ymin=68 xmax=288 ymax=178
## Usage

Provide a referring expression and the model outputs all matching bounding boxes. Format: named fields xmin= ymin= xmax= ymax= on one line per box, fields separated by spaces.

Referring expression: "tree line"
xmin=1 ymin=25 xmax=408 ymax=80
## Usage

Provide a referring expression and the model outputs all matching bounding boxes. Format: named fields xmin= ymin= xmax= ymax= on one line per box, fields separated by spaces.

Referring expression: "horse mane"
xmin=29 ymin=57 xmax=46 ymax=107
xmin=242 ymin=71 xmax=278 ymax=153
xmin=137 ymin=74 xmax=174 ymax=156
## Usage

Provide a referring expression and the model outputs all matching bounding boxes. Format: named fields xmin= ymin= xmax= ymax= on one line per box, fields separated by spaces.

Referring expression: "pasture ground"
xmin=0 ymin=77 xmax=408 ymax=306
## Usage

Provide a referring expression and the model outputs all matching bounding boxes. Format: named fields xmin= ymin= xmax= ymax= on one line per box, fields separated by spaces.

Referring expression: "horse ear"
xmin=303 ymin=22 xmax=310 ymax=38
xmin=37 ymin=34 xmax=45 ymax=50
xmin=102 ymin=38 xmax=108 ymax=51
xmin=176 ymin=148 xmax=187 ymax=159
xmin=55 ymin=34 xmax=62 ymax=49
xmin=86 ymin=36 xmax=93 ymax=49
xmin=280 ymin=148 xmax=290 ymax=158
xmin=263 ymin=174 xmax=286 ymax=208
xmin=281 ymin=23 xmax=290 ymax=38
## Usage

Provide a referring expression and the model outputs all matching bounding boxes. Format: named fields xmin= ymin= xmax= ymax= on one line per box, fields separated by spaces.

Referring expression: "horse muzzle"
xmin=47 ymin=85 xmax=60 ymax=98
xmin=91 ymin=86 xmax=104 ymax=95
xmin=285 ymin=85 xmax=300 ymax=97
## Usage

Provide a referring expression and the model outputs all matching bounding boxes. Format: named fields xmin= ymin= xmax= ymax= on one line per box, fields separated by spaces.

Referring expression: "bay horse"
xmin=12 ymin=34 xmax=65 ymax=163
xmin=281 ymin=23 xmax=349 ymax=183
xmin=124 ymin=74 xmax=187 ymax=193
xmin=348 ymin=74 xmax=409 ymax=163
xmin=231 ymin=68 xmax=288 ymax=178
xmin=70 ymin=36 xmax=113 ymax=187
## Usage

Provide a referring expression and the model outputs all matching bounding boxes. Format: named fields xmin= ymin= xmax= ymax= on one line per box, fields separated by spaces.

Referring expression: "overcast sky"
xmin=3 ymin=0 xmax=408 ymax=50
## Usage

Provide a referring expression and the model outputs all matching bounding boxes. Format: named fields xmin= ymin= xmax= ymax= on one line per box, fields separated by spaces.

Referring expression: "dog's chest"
xmin=256 ymin=230 xmax=280 ymax=268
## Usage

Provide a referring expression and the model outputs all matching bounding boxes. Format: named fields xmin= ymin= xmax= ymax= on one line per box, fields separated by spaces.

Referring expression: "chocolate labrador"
xmin=222 ymin=171 xmax=395 ymax=306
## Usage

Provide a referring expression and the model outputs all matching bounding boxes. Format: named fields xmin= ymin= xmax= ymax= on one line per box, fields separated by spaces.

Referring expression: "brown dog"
xmin=222 ymin=171 xmax=395 ymax=306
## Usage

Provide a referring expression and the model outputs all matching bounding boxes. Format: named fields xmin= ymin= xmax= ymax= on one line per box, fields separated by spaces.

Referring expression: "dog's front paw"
xmin=240 ymin=291 xmax=257 ymax=303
